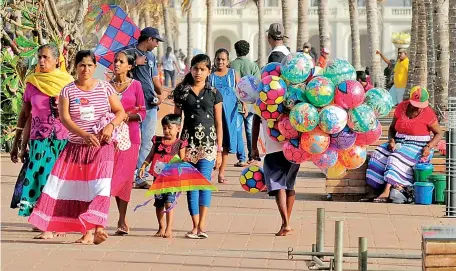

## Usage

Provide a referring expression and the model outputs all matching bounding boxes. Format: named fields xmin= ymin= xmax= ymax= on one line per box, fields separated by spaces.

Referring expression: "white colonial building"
xmin=173 ymin=0 xmax=412 ymax=68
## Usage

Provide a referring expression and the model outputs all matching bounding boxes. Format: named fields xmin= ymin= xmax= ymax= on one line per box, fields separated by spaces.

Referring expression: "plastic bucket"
xmin=414 ymin=182 xmax=434 ymax=205
xmin=413 ymin=163 xmax=434 ymax=182
xmin=429 ymin=174 xmax=447 ymax=204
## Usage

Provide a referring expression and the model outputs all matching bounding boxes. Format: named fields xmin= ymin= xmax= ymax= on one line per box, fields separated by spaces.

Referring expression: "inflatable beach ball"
xmin=283 ymin=140 xmax=312 ymax=164
xmin=347 ymin=104 xmax=377 ymax=133
xmin=300 ymin=127 xmax=330 ymax=155
xmin=355 ymin=121 xmax=382 ymax=146
xmin=258 ymin=75 xmax=287 ymax=105
xmin=318 ymin=105 xmax=348 ymax=134
xmin=266 ymin=120 xmax=287 ymax=142
xmin=364 ymin=88 xmax=394 ymax=117
xmin=254 ymin=99 xmax=284 ymax=121
xmin=278 ymin=114 xmax=299 ymax=139
xmin=312 ymin=148 xmax=339 ymax=169
xmin=284 ymin=83 xmax=307 ymax=109
xmin=334 ymin=80 xmax=365 ymax=109
xmin=240 ymin=165 xmax=265 ymax=194
xmin=305 ymin=76 xmax=336 ymax=107
xmin=236 ymin=75 xmax=261 ymax=104
xmin=329 ymin=126 xmax=357 ymax=150
xmin=289 ymin=102 xmax=320 ymax=132
xmin=324 ymin=161 xmax=347 ymax=179
xmin=338 ymin=145 xmax=367 ymax=169
xmin=261 ymin=62 xmax=281 ymax=79
xmin=323 ymin=59 xmax=357 ymax=86
xmin=281 ymin=53 xmax=314 ymax=84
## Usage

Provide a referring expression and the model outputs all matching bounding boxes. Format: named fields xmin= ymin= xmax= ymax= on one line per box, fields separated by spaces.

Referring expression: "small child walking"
xmin=139 ymin=114 xmax=187 ymax=238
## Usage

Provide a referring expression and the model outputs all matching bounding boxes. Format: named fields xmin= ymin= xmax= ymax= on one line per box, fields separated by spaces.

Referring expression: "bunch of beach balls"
xmin=237 ymin=53 xmax=394 ymax=194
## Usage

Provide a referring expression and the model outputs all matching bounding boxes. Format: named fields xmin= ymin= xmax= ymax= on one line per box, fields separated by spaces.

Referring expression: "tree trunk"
xmin=186 ymin=4 xmax=193 ymax=68
xmin=257 ymin=0 xmax=266 ymax=68
xmin=281 ymin=0 xmax=291 ymax=46
xmin=206 ymin=0 xmax=213 ymax=57
xmin=449 ymin=0 xmax=456 ymax=99
xmin=349 ymin=0 xmax=362 ymax=70
xmin=366 ymin=0 xmax=382 ymax=87
xmin=406 ymin=0 xmax=419 ymax=91
xmin=162 ymin=1 xmax=172 ymax=49
xmin=297 ymin=0 xmax=309 ymax=50
xmin=413 ymin=0 xmax=428 ymax=89
xmin=433 ymin=0 xmax=449 ymax=112
xmin=425 ymin=0 xmax=435 ymax=105
xmin=144 ymin=9 xmax=152 ymax=30
xmin=318 ymin=0 xmax=330 ymax=52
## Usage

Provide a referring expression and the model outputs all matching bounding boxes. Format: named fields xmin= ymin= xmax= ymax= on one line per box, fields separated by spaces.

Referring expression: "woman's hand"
xmin=19 ymin=144 xmax=28 ymax=163
xmin=10 ymin=142 xmax=19 ymax=163
xmin=124 ymin=114 xmax=130 ymax=123
xmin=387 ymin=139 xmax=396 ymax=152
xmin=422 ymin=146 xmax=431 ymax=159
xmin=99 ymin=123 xmax=114 ymax=143
xmin=215 ymin=152 xmax=222 ymax=170
xmin=83 ymin=133 xmax=100 ymax=147
xmin=251 ymin=147 xmax=260 ymax=161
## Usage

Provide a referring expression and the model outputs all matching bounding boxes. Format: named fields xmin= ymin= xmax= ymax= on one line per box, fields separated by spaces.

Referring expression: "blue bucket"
xmin=414 ymin=182 xmax=434 ymax=205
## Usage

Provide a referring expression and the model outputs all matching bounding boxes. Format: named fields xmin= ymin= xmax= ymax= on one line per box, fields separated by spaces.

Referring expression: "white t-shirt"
xmin=261 ymin=120 xmax=284 ymax=154
xmin=162 ymin=54 xmax=177 ymax=71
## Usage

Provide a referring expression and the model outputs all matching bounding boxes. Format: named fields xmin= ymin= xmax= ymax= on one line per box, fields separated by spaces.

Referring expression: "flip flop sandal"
xmin=218 ymin=178 xmax=229 ymax=184
xmin=234 ymin=162 xmax=248 ymax=167
xmin=114 ymin=228 xmax=129 ymax=235
xmin=185 ymin=232 xmax=201 ymax=239
xmin=373 ymin=197 xmax=390 ymax=203
xmin=198 ymin=232 xmax=208 ymax=239
xmin=135 ymin=181 xmax=151 ymax=189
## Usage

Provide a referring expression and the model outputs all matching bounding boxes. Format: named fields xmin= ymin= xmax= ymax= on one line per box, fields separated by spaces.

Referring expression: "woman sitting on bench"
xmin=365 ymin=87 xmax=443 ymax=203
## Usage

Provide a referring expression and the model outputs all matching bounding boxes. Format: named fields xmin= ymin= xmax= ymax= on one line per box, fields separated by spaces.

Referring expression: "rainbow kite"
xmin=146 ymin=156 xmax=217 ymax=196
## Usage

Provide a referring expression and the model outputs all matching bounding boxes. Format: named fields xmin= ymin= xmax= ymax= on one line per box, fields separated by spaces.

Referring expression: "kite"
xmin=94 ymin=6 xmax=140 ymax=70
xmin=146 ymin=155 xmax=217 ymax=196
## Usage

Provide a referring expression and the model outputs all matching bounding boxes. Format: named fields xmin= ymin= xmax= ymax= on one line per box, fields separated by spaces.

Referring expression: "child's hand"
xmin=139 ymin=163 xmax=148 ymax=179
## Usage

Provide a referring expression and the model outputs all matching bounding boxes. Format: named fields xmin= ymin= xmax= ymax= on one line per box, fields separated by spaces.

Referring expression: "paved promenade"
xmin=1 ymin=153 xmax=455 ymax=271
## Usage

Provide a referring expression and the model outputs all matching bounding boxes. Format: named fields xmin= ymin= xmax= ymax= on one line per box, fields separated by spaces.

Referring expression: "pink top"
xmin=60 ymin=81 xmax=115 ymax=143
xmin=116 ymin=80 xmax=146 ymax=144
xmin=23 ymin=83 xmax=68 ymax=140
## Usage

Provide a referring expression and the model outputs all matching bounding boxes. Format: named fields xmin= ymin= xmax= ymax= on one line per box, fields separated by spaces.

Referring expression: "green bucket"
xmin=429 ymin=174 xmax=446 ymax=204
xmin=414 ymin=163 xmax=434 ymax=182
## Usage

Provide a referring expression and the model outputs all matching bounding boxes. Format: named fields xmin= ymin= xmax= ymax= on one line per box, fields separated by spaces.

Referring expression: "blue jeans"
xmin=135 ymin=107 xmax=158 ymax=184
xmin=187 ymin=159 xmax=215 ymax=216
xmin=243 ymin=112 xmax=253 ymax=160
xmin=236 ymin=112 xmax=246 ymax=162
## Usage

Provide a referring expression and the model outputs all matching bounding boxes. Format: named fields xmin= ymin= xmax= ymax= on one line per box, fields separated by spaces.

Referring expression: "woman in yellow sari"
xmin=10 ymin=44 xmax=73 ymax=239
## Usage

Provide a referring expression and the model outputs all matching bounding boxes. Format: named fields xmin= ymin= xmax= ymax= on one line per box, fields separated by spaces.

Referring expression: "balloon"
xmin=318 ymin=105 xmax=348 ymax=134
xmin=300 ymin=127 xmax=330 ymax=154
xmin=236 ymin=75 xmax=261 ymax=103
xmin=334 ymin=80 xmax=365 ymax=109
xmin=266 ymin=120 xmax=287 ymax=142
xmin=261 ymin=62 xmax=281 ymax=79
xmin=347 ymin=104 xmax=377 ymax=132
xmin=324 ymin=161 xmax=347 ymax=179
xmin=278 ymin=114 xmax=299 ymax=139
xmin=338 ymin=145 xmax=367 ymax=169
xmin=312 ymin=148 xmax=339 ymax=169
xmin=284 ymin=83 xmax=307 ymax=109
xmin=355 ymin=121 xmax=382 ymax=146
xmin=329 ymin=126 xmax=357 ymax=150
xmin=254 ymin=99 xmax=285 ymax=121
xmin=305 ymin=76 xmax=336 ymax=107
xmin=323 ymin=58 xmax=357 ymax=86
xmin=289 ymin=102 xmax=320 ymax=132
xmin=364 ymin=88 xmax=394 ymax=117
xmin=258 ymin=75 xmax=287 ymax=105
xmin=281 ymin=53 xmax=314 ymax=84
xmin=283 ymin=140 xmax=312 ymax=164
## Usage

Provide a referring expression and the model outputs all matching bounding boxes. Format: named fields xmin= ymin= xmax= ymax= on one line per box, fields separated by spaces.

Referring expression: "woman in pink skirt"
xmin=29 ymin=50 xmax=125 ymax=245
xmin=110 ymin=51 xmax=146 ymax=235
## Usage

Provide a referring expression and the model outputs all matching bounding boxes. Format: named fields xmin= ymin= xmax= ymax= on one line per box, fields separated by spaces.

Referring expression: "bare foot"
xmin=93 ymin=230 xmax=108 ymax=245
xmin=275 ymin=226 xmax=293 ymax=236
xmin=154 ymin=229 xmax=165 ymax=237
xmin=75 ymin=232 xmax=94 ymax=244
xmin=163 ymin=230 xmax=173 ymax=238
xmin=33 ymin=231 xmax=54 ymax=239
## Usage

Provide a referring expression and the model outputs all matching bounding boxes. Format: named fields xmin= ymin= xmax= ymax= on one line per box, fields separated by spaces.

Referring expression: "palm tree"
xmin=425 ymin=0 xmax=435 ymax=104
xmin=433 ymin=0 xmax=449 ymax=111
xmin=162 ymin=0 xmax=172 ymax=48
xmin=406 ymin=0 xmax=419 ymax=91
xmin=318 ymin=0 xmax=330 ymax=52
xmin=281 ymin=0 xmax=291 ymax=46
xmin=206 ymin=0 xmax=213 ymax=57
xmin=186 ymin=4 xmax=193 ymax=68
xmin=449 ymin=0 xmax=456 ymax=99
xmin=255 ymin=0 xmax=265 ymax=67
xmin=365 ymin=0 xmax=381 ymax=87
xmin=348 ymin=0 xmax=361 ymax=70
xmin=413 ymin=0 xmax=428 ymax=89
xmin=297 ymin=0 xmax=309 ymax=50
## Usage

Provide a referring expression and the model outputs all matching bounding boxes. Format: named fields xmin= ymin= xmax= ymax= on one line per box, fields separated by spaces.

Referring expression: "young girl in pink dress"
xmin=110 ymin=51 xmax=146 ymax=235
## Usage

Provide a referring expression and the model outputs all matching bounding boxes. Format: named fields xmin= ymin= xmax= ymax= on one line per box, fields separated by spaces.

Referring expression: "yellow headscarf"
xmin=25 ymin=68 xmax=74 ymax=97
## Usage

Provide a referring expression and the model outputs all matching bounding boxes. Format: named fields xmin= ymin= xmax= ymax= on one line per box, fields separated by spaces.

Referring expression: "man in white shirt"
xmin=252 ymin=23 xmax=300 ymax=237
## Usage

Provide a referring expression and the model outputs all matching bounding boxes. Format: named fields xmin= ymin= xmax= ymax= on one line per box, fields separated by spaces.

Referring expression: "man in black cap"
xmin=302 ymin=41 xmax=317 ymax=63
xmin=125 ymin=27 xmax=164 ymax=188
xmin=266 ymin=23 xmax=291 ymax=64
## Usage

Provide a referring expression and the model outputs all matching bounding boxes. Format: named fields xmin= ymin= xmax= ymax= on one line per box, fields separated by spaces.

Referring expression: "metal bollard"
xmin=358 ymin=237 xmax=368 ymax=271
xmin=316 ymin=208 xmax=325 ymax=254
xmin=334 ymin=221 xmax=344 ymax=271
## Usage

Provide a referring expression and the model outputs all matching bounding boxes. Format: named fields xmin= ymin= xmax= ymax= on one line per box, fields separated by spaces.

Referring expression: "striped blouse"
xmin=60 ymin=81 xmax=115 ymax=143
